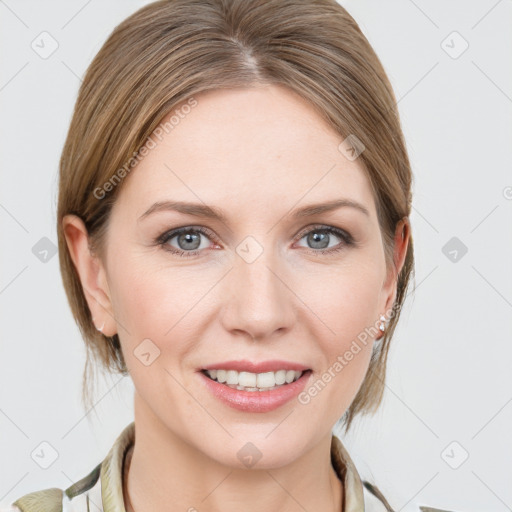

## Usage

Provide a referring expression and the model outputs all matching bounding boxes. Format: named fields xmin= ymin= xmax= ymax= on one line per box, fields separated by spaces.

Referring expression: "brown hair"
xmin=57 ymin=0 xmax=415 ymax=433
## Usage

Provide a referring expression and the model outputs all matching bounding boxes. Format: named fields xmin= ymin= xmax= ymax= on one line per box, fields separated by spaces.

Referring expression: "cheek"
xmin=107 ymin=255 xmax=211 ymax=347
xmin=310 ymin=259 xmax=384 ymax=339
xmin=297 ymin=270 xmax=379 ymax=418
xmin=107 ymin=256 xmax=188 ymax=344
xmin=299 ymin=259 xmax=382 ymax=397
xmin=322 ymin=289 xmax=378 ymax=376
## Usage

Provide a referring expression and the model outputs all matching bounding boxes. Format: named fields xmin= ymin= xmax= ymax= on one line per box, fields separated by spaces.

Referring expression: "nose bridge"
xmin=221 ymin=236 xmax=295 ymax=340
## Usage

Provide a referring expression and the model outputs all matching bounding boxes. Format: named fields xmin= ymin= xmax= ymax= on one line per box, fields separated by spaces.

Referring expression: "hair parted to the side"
xmin=57 ymin=0 xmax=415 ymax=433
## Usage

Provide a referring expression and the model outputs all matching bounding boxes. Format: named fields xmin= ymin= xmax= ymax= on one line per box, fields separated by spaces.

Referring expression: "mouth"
xmin=198 ymin=367 xmax=313 ymax=413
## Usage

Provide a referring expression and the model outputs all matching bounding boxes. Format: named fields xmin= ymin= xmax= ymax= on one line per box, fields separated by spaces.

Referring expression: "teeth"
xmin=205 ymin=369 xmax=304 ymax=389
xmin=226 ymin=370 xmax=239 ymax=385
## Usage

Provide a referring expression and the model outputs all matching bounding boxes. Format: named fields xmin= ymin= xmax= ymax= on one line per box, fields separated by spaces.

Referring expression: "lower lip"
xmin=198 ymin=370 xmax=312 ymax=413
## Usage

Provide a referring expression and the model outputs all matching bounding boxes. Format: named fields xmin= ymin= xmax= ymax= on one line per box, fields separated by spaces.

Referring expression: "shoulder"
xmin=362 ymin=479 xmax=395 ymax=511
xmin=5 ymin=421 xmax=135 ymax=512
xmin=362 ymin=479 xmax=462 ymax=512
xmin=5 ymin=463 xmax=102 ymax=512
xmin=331 ymin=434 xmax=458 ymax=512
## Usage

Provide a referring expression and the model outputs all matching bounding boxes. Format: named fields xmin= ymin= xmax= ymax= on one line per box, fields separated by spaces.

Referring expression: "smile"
xmin=198 ymin=369 xmax=313 ymax=413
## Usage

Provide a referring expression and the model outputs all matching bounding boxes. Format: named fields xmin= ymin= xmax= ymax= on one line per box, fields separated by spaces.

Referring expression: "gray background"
xmin=1 ymin=1 xmax=511 ymax=510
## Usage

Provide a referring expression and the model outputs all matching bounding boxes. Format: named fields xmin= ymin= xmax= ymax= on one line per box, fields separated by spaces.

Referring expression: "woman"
xmin=7 ymin=0 xmax=451 ymax=511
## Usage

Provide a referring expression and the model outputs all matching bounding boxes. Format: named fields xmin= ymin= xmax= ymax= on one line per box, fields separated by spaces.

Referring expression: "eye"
xmin=156 ymin=224 xmax=354 ymax=258
xmin=157 ymin=226 xmax=217 ymax=257
xmin=295 ymin=225 xmax=354 ymax=255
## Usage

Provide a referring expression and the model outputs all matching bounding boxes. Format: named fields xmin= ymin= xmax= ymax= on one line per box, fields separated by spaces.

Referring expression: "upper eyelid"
xmin=160 ymin=225 xmax=218 ymax=241
xmin=295 ymin=224 xmax=349 ymax=238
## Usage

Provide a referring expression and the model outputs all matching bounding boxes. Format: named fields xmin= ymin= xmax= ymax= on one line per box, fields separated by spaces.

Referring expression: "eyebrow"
xmin=138 ymin=198 xmax=370 ymax=223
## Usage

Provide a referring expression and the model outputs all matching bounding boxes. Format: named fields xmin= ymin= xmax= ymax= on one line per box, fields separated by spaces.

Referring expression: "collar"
xmin=99 ymin=421 xmax=366 ymax=512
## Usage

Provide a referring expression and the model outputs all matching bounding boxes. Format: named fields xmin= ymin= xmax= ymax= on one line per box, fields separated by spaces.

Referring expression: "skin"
xmin=63 ymin=84 xmax=409 ymax=512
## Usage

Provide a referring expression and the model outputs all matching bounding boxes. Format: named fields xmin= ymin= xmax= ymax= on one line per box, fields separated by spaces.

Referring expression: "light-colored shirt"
xmin=5 ymin=421 xmax=453 ymax=512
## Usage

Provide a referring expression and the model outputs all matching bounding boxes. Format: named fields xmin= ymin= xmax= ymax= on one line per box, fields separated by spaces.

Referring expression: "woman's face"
xmin=71 ymin=84 xmax=407 ymax=468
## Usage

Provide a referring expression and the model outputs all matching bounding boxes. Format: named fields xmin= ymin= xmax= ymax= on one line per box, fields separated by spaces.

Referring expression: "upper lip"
xmin=201 ymin=360 xmax=311 ymax=373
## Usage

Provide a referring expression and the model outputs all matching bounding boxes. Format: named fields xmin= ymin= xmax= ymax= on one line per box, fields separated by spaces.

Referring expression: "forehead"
xmin=112 ymin=84 xmax=376 ymax=222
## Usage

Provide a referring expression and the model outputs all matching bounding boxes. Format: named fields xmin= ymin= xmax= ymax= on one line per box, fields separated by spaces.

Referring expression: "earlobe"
xmin=62 ymin=214 xmax=116 ymax=336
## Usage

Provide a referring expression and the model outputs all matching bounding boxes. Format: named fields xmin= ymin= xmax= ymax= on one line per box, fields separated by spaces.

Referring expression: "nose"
xmin=220 ymin=247 xmax=296 ymax=342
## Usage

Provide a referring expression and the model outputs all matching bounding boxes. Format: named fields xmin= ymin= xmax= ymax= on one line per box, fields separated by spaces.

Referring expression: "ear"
xmin=62 ymin=214 xmax=117 ymax=337
xmin=380 ymin=217 xmax=411 ymax=320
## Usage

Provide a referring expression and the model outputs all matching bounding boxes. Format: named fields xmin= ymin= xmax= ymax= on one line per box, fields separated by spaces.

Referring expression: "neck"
xmin=123 ymin=396 xmax=343 ymax=512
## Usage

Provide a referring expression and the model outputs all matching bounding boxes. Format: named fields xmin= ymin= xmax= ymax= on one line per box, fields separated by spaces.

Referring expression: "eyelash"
xmin=155 ymin=224 xmax=355 ymax=258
